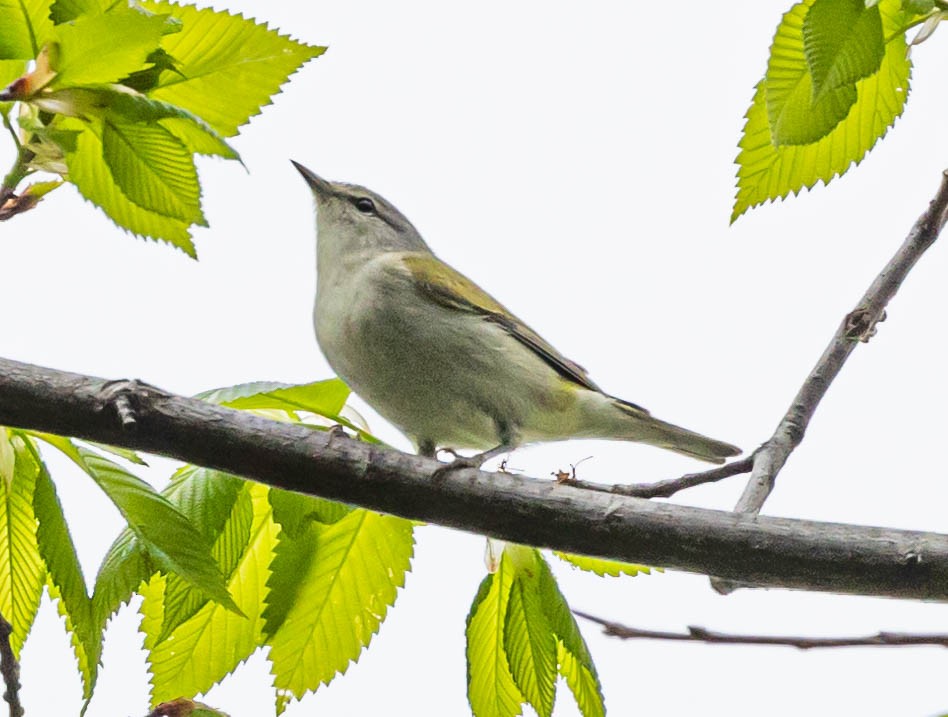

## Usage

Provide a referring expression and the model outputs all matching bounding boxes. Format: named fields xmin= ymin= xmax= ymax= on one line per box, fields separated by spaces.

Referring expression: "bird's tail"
xmin=579 ymin=392 xmax=740 ymax=464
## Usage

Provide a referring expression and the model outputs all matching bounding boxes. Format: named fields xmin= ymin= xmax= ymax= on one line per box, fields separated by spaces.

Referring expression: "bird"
xmin=293 ymin=161 xmax=740 ymax=467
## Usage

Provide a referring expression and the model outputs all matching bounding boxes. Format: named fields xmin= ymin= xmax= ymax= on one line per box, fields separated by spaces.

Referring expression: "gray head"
xmin=292 ymin=161 xmax=431 ymax=255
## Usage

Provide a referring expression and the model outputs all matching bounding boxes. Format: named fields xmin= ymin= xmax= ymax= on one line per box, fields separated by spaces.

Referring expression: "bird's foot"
xmin=430 ymin=444 xmax=513 ymax=483
xmin=326 ymin=424 xmax=351 ymax=448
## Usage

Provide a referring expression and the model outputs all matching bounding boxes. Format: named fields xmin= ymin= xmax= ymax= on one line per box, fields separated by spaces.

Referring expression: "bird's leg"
xmin=430 ymin=423 xmax=517 ymax=482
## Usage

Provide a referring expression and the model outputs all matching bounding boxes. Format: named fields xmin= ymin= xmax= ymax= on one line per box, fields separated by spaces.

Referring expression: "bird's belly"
xmin=315 ymin=279 xmax=547 ymax=449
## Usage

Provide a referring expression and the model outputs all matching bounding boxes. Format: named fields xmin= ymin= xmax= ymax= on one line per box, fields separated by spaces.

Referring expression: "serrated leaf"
xmin=536 ymin=559 xmax=604 ymax=717
xmin=267 ymin=510 xmax=413 ymax=704
xmin=140 ymin=0 xmax=325 ymax=136
xmin=160 ymin=116 xmax=239 ymax=159
xmin=155 ymin=468 xmax=249 ymax=642
xmin=557 ymin=642 xmax=604 ymax=717
xmin=199 ymin=379 xmax=350 ymax=417
xmin=49 ymin=9 xmax=166 ymax=87
xmin=0 ymin=434 xmax=46 ymax=658
xmin=91 ymin=526 xmax=150 ymax=635
xmin=83 ymin=441 xmax=147 ymax=466
xmin=766 ymin=1 xmax=859 ymax=145
xmin=901 ymin=0 xmax=934 ymax=13
xmin=61 ymin=116 xmax=196 ymax=255
xmin=31 ymin=447 xmax=98 ymax=699
xmin=144 ymin=483 xmax=277 ymax=705
xmin=505 ymin=572 xmax=556 ymax=717
xmin=0 ymin=430 xmax=13 ymax=487
xmin=734 ymin=0 xmax=911 ymax=220
xmin=259 ymin=493 xmax=351 ymax=640
xmin=196 ymin=381 xmax=295 ymax=405
xmin=49 ymin=0 xmax=110 ymax=24
xmin=37 ymin=435 xmax=235 ymax=612
xmin=268 ymin=488 xmax=352 ymax=538
xmin=35 ymin=84 xmax=239 ymax=162
xmin=553 ymin=551 xmax=652 ymax=577
xmin=804 ymin=0 xmax=885 ymax=99
xmin=0 ymin=0 xmax=54 ymax=59
xmin=466 ymin=551 xmax=525 ymax=717
xmin=101 ymin=117 xmax=204 ymax=224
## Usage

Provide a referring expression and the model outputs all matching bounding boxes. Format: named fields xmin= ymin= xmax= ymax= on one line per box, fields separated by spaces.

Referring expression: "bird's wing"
xmin=401 ymin=252 xmax=605 ymax=393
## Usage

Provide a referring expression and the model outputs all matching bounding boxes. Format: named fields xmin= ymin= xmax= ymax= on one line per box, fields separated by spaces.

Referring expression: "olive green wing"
xmin=402 ymin=253 xmax=604 ymax=393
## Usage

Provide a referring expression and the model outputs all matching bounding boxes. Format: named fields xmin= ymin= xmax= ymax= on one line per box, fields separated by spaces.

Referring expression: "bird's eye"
xmin=354 ymin=197 xmax=376 ymax=214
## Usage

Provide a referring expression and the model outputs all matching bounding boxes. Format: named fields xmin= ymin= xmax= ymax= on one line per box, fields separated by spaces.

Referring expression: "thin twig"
xmin=575 ymin=611 xmax=948 ymax=650
xmin=0 ymin=616 xmax=23 ymax=717
xmin=714 ymin=171 xmax=948 ymax=594
xmin=560 ymin=455 xmax=754 ymax=499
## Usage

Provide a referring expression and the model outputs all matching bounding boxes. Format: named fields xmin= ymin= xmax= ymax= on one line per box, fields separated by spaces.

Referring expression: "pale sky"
xmin=5 ymin=1 xmax=948 ymax=715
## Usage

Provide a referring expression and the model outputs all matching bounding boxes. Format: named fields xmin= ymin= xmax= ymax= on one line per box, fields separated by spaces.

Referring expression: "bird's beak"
xmin=291 ymin=160 xmax=332 ymax=196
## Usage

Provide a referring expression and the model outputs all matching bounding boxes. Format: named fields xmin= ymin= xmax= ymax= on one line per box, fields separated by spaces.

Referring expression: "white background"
xmin=4 ymin=1 xmax=948 ymax=715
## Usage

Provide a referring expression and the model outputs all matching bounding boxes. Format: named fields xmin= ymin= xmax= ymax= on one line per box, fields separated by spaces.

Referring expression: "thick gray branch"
xmin=0 ymin=358 xmax=947 ymax=601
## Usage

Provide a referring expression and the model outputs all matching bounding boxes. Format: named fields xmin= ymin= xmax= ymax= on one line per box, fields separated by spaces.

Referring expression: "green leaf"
xmin=505 ymin=572 xmax=556 ymax=717
xmin=160 ymin=116 xmax=239 ymax=160
xmin=260 ymin=493 xmax=351 ymax=641
xmin=33 ymin=84 xmax=239 ymax=161
xmin=83 ymin=441 xmax=147 ymax=466
xmin=733 ymin=0 xmax=911 ymax=220
xmin=37 ymin=435 xmax=235 ymax=612
xmin=0 ymin=0 xmax=54 ymax=59
xmin=101 ymin=117 xmax=204 ymax=224
xmin=903 ymin=0 xmax=934 ymax=12
xmin=765 ymin=1 xmax=859 ymax=145
xmin=0 ymin=60 xmax=27 ymax=114
xmin=31 ymin=446 xmax=98 ymax=700
xmin=553 ymin=551 xmax=652 ymax=577
xmin=154 ymin=468 xmax=249 ymax=642
xmin=0 ymin=434 xmax=46 ymax=658
xmin=267 ymin=510 xmax=414 ymax=704
xmin=803 ymin=0 xmax=885 ymax=99
xmin=557 ymin=642 xmax=604 ymax=717
xmin=92 ymin=530 xmax=146 ymax=622
xmin=198 ymin=379 xmax=350 ymax=417
xmin=61 ymin=116 xmax=197 ymax=255
xmin=140 ymin=0 xmax=325 ymax=136
xmin=195 ymin=381 xmax=295 ymax=405
xmin=466 ymin=552 xmax=524 ymax=717
xmin=49 ymin=9 xmax=166 ymax=87
xmin=0 ymin=430 xmax=13 ymax=487
xmin=536 ymin=558 xmax=604 ymax=717
xmin=49 ymin=0 xmax=110 ymax=24
xmin=144 ymin=483 xmax=278 ymax=705
xmin=268 ymin=488 xmax=352 ymax=538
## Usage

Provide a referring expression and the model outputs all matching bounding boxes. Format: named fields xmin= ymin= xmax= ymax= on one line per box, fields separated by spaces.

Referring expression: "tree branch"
xmin=574 ymin=611 xmax=948 ymax=650
xmin=713 ymin=170 xmax=948 ymax=594
xmin=0 ymin=615 xmax=23 ymax=717
xmin=559 ymin=455 xmax=753 ymax=499
xmin=1 ymin=358 xmax=948 ymax=601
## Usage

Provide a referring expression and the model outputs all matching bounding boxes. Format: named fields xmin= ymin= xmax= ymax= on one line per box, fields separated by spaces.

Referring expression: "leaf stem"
xmin=0 ymin=114 xmax=34 ymax=198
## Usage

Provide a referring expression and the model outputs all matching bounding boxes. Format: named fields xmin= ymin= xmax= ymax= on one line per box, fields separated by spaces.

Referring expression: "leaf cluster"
xmin=0 ymin=0 xmax=324 ymax=255
xmin=733 ymin=0 xmax=931 ymax=219
xmin=0 ymin=373 xmax=653 ymax=716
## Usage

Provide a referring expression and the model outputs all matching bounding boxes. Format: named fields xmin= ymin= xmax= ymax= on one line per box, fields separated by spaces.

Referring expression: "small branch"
xmin=0 ymin=616 xmax=23 ymax=717
xmin=714 ymin=171 xmax=948 ymax=594
xmin=575 ymin=611 xmax=948 ymax=650
xmin=560 ymin=456 xmax=753 ymax=499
